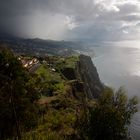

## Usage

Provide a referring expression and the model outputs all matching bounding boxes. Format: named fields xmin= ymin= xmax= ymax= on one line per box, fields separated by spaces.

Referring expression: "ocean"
xmin=90 ymin=42 xmax=140 ymax=140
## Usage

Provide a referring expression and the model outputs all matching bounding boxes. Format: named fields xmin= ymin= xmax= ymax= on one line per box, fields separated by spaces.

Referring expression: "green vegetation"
xmin=85 ymin=87 xmax=138 ymax=140
xmin=36 ymin=64 xmax=62 ymax=82
xmin=0 ymin=48 xmax=39 ymax=139
xmin=34 ymin=64 xmax=65 ymax=96
xmin=0 ymin=48 xmax=138 ymax=140
xmin=55 ymin=55 xmax=79 ymax=71
xmin=64 ymin=55 xmax=79 ymax=68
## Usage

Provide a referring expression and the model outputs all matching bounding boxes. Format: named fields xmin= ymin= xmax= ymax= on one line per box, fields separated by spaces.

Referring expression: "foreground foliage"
xmin=0 ymin=48 xmax=39 ymax=139
xmin=86 ymin=88 xmax=138 ymax=140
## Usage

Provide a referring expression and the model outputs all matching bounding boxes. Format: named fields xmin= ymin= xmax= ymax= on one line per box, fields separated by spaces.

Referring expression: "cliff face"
xmin=75 ymin=54 xmax=104 ymax=99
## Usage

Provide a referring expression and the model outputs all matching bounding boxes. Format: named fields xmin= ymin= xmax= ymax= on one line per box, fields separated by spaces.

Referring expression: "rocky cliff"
xmin=75 ymin=54 xmax=104 ymax=99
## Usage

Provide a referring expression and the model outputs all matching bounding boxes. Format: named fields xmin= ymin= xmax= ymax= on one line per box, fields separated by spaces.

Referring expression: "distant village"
xmin=18 ymin=56 xmax=56 ymax=73
xmin=18 ymin=56 xmax=39 ymax=68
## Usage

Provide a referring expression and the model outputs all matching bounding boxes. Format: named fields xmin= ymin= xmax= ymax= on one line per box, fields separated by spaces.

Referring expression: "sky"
xmin=0 ymin=0 xmax=140 ymax=41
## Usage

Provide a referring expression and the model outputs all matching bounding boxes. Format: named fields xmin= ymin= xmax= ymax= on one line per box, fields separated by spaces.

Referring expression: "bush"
xmin=87 ymin=87 xmax=138 ymax=140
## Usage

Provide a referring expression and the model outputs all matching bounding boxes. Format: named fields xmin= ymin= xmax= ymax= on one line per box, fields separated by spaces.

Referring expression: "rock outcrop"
xmin=75 ymin=54 xmax=104 ymax=99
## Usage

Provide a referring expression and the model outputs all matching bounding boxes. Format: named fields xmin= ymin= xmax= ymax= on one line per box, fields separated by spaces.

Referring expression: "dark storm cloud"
xmin=0 ymin=0 xmax=140 ymax=40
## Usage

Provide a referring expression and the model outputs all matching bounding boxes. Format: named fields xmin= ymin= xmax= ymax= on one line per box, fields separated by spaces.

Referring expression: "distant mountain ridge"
xmin=0 ymin=34 xmax=85 ymax=56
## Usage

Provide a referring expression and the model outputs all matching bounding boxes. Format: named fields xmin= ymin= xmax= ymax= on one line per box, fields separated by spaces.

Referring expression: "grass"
xmin=65 ymin=55 xmax=79 ymax=68
xmin=55 ymin=55 xmax=79 ymax=73
xmin=35 ymin=64 xmax=62 ymax=82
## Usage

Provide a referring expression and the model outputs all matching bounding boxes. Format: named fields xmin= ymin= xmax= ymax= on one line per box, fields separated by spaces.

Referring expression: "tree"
xmin=0 ymin=48 xmax=39 ymax=139
xmin=87 ymin=87 xmax=138 ymax=140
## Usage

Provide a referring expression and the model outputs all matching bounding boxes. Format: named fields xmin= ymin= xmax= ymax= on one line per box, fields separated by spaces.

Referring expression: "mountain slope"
xmin=0 ymin=34 xmax=85 ymax=56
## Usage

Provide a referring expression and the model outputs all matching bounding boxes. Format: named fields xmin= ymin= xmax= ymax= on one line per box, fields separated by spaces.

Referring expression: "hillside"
xmin=0 ymin=34 xmax=86 ymax=56
xmin=0 ymin=47 xmax=138 ymax=140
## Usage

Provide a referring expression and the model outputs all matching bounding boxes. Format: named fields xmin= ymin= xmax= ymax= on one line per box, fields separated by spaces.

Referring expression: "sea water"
xmin=90 ymin=41 xmax=140 ymax=140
